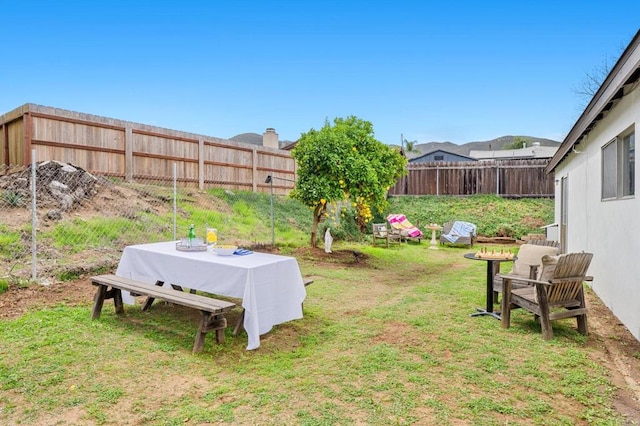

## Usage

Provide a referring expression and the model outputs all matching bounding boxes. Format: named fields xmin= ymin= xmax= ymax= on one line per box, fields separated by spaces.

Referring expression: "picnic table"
xmin=115 ymin=241 xmax=307 ymax=350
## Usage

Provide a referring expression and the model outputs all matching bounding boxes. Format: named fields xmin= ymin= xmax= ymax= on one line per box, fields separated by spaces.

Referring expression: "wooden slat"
xmin=91 ymin=274 xmax=235 ymax=313
xmin=33 ymin=139 xmax=125 ymax=155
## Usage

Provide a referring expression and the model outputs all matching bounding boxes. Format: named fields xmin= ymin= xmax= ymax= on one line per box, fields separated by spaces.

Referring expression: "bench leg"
xmin=142 ymin=281 xmax=165 ymax=311
xmin=92 ymin=285 xmax=124 ymax=318
xmin=233 ymin=309 xmax=246 ymax=336
xmin=91 ymin=284 xmax=108 ymax=319
xmin=170 ymin=284 xmax=197 ymax=295
xmin=193 ymin=311 xmax=228 ymax=353
xmin=194 ymin=311 xmax=212 ymax=353
xmin=114 ymin=288 xmax=124 ymax=314
xmin=213 ymin=314 xmax=226 ymax=343
xmin=168 ymin=284 xmax=197 ymax=295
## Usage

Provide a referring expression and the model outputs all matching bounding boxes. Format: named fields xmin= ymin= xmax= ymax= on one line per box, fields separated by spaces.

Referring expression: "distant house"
xmin=546 ymin=29 xmax=640 ymax=340
xmin=409 ymin=149 xmax=476 ymax=163
xmin=470 ymin=143 xmax=558 ymax=161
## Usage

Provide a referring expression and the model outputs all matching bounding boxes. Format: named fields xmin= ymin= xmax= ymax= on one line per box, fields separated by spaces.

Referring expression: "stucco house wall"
xmin=554 ymin=88 xmax=640 ymax=339
xmin=550 ymin=31 xmax=640 ymax=340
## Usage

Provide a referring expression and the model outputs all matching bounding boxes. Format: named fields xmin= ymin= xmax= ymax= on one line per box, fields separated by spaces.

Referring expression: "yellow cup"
xmin=206 ymin=228 xmax=218 ymax=245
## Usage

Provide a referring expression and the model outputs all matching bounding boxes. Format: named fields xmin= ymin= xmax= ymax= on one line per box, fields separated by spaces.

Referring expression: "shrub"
xmin=1 ymin=190 xmax=26 ymax=207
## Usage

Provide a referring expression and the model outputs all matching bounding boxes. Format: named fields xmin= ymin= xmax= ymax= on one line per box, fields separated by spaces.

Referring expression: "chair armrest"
xmin=549 ymin=276 xmax=589 ymax=284
xmin=498 ymin=273 xmax=589 ymax=287
xmin=495 ymin=274 xmax=548 ymax=287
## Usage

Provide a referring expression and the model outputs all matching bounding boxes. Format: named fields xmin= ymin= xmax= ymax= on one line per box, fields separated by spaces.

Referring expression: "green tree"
xmin=402 ymin=138 xmax=418 ymax=156
xmin=291 ymin=116 xmax=407 ymax=247
xmin=503 ymin=136 xmax=529 ymax=150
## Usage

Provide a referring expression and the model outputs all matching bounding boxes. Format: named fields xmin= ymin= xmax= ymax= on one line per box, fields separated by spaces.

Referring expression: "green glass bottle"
xmin=188 ymin=224 xmax=196 ymax=246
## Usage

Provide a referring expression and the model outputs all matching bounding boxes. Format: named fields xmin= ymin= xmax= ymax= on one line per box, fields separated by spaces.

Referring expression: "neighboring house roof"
xmin=547 ymin=29 xmax=640 ymax=173
xmin=409 ymin=149 xmax=476 ymax=163
xmin=282 ymin=141 xmax=299 ymax=150
xmin=470 ymin=145 xmax=558 ymax=160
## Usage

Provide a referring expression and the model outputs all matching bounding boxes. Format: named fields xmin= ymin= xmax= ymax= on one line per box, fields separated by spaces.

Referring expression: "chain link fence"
xmin=0 ymin=160 xmax=311 ymax=285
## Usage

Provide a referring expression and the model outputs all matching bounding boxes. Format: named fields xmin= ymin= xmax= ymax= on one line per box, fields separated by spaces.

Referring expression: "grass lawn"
xmin=1 ymin=241 xmax=636 ymax=425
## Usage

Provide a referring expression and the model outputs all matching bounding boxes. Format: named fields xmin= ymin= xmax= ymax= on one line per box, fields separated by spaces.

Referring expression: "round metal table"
xmin=464 ymin=253 xmax=515 ymax=320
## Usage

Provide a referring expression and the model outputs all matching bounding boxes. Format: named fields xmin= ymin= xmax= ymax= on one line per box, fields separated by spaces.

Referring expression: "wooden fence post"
xmin=252 ymin=147 xmax=258 ymax=193
xmin=125 ymin=126 xmax=133 ymax=181
xmin=198 ymin=138 xmax=204 ymax=190
xmin=2 ymin=123 xmax=8 ymax=165
xmin=23 ymin=113 xmax=32 ymax=164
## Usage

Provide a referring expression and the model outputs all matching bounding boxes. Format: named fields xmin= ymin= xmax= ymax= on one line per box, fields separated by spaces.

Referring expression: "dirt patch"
xmin=286 ymin=247 xmax=369 ymax=267
xmin=585 ymin=291 xmax=640 ymax=423
xmin=0 ymin=279 xmax=96 ymax=319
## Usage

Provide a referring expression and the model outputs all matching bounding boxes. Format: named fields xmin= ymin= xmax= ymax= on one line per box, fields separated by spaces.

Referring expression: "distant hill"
xmin=229 ymin=132 xmax=295 ymax=149
xmin=403 ymin=136 xmax=561 ymax=159
xmin=228 ymin=133 xmax=558 ymax=155
xmin=229 ymin=133 xmax=263 ymax=146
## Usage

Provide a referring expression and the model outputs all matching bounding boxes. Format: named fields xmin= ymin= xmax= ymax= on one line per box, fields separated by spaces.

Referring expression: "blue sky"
xmin=1 ymin=1 xmax=638 ymax=145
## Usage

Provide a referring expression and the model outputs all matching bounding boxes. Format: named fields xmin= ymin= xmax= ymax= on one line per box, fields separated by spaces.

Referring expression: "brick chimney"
xmin=262 ymin=128 xmax=279 ymax=149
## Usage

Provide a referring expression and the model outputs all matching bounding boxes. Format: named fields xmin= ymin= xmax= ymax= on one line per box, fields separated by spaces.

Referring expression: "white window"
xmin=602 ymin=127 xmax=635 ymax=200
xmin=622 ymin=131 xmax=635 ymax=196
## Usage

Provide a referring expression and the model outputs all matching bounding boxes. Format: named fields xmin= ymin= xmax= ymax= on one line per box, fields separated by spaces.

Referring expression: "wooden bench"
xmin=90 ymin=274 xmax=236 ymax=353
xmin=233 ymin=278 xmax=314 ymax=336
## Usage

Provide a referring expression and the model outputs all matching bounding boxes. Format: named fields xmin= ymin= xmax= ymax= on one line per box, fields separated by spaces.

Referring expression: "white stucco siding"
xmin=555 ymin=87 xmax=640 ymax=340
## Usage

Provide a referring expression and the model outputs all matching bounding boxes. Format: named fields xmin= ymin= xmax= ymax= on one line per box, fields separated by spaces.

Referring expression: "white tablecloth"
xmin=115 ymin=241 xmax=306 ymax=350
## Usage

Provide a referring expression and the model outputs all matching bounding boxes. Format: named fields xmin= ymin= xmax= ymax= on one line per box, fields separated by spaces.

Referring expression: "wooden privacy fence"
xmin=0 ymin=104 xmax=295 ymax=194
xmin=389 ymin=159 xmax=555 ymax=197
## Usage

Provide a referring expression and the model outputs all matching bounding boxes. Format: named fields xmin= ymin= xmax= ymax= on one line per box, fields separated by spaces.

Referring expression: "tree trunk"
xmin=310 ymin=204 xmax=325 ymax=248
xmin=311 ymin=216 xmax=318 ymax=248
xmin=356 ymin=216 xmax=367 ymax=233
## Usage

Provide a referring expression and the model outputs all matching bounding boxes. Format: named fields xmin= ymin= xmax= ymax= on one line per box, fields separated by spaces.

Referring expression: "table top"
xmin=115 ymin=241 xmax=306 ymax=350
xmin=464 ymin=252 xmax=516 ymax=262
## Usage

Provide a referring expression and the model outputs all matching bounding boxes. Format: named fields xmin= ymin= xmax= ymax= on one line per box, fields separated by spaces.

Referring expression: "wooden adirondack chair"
xmin=372 ymin=223 xmax=401 ymax=247
xmin=498 ymin=252 xmax=593 ymax=340
xmin=492 ymin=243 xmax=561 ymax=302
xmin=527 ymin=239 xmax=561 ymax=248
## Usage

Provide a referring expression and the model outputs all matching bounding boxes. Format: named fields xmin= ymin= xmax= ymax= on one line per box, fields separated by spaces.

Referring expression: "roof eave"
xmin=546 ymin=29 xmax=640 ymax=174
